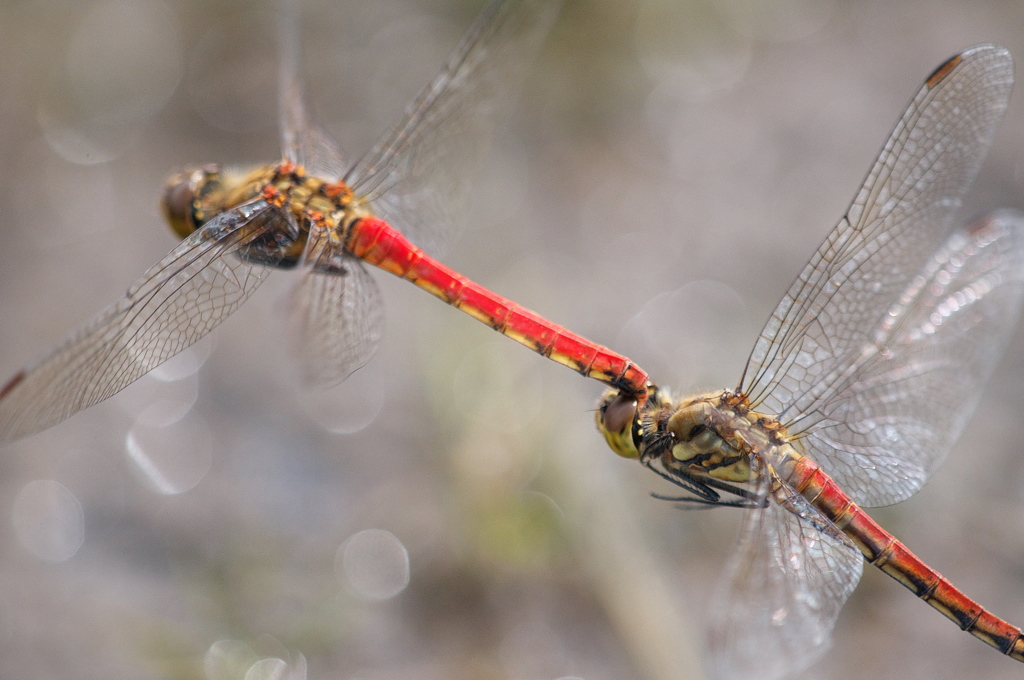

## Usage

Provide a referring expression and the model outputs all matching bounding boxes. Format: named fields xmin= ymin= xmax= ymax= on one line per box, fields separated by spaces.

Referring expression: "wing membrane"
xmin=290 ymin=228 xmax=385 ymax=388
xmin=345 ymin=0 xmax=560 ymax=257
xmin=739 ymin=45 xmax=1016 ymax=504
xmin=796 ymin=211 xmax=1024 ymax=505
xmin=707 ymin=475 xmax=863 ymax=680
xmin=276 ymin=0 xmax=347 ymax=180
xmin=0 ymin=202 xmax=280 ymax=442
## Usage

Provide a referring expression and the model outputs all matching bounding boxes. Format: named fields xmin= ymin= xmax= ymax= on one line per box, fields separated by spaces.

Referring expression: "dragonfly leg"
xmin=643 ymin=458 xmax=763 ymax=508
xmin=650 ymin=492 xmax=761 ymax=509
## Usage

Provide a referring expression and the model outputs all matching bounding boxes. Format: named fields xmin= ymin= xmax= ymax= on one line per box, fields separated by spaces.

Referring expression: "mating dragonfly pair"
xmin=1 ymin=1 xmax=1023 ymax=678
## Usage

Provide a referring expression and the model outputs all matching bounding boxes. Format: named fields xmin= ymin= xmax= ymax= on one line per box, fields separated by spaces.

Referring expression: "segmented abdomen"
xmin=786 ymin=455 xmax=1024 ymax=660
xmin=346 ymin=216 xmax=648 ymax=397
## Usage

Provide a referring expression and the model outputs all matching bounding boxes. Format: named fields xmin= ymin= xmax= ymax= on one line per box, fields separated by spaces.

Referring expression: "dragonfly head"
xmin=596 ymin=384 xmax=668 ymax=459
xmin=597 ymin=391 xmax=642 ymax=458
xmin=160 ymin=164 xmax=226 ymax=239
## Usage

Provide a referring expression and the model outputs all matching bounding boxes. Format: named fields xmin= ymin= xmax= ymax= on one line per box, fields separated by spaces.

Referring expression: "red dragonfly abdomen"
xmin=347 ymin=216 xmax=648 ymax=399
xmin=787 ymin=456 xmax=1024 ymax=660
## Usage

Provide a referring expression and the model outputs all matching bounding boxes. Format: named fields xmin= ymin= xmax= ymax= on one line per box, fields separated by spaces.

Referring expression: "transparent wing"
xmin=796 ymin=211 xmax=1024 ymax=505
xmin=289 ymin=229 xmax=385 ymax=388
xmin=345 ymin=0 xmax=560 ymax=257
xmin=277 ymin=0 xmax=305 ymax=167
xmin=738 ymin=46 xmax=1016 ymax=504
xmin=277 ymin=0 xmax=346 ymax=180
xmin=278 ymin=0 xmax=378 ymax=386
xmin=0 ymin=201 xmax=280 ymax=443
xmin=707 ymin=474 xmax=863 ymax=680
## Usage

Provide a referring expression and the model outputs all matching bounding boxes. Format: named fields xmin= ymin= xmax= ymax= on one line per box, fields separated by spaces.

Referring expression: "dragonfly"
xmin=597 ymin=45 xmax=1024 ymax=679
xmin=0 ymin=0 xmax=648 ymax=444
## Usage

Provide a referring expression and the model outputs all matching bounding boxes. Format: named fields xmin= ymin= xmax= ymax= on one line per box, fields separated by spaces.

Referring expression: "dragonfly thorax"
xmin=647 ymin=391 xmax=753 ymax=483
xmin=159 ymin=162 xmax=373 ymax=271
xmin=160 ymin=164 xmax=285 ymax=240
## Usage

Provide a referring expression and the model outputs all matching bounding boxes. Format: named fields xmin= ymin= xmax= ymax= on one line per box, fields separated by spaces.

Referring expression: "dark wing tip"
xmin=926 ymin=44 xmax=1013 ymax=90
xmin=925 ymin=53 xmax=963 ymax=89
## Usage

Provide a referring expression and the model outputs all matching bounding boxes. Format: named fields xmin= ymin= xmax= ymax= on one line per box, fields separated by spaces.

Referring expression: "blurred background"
xmin=2 ymin=0 xmax=1024 ymax=678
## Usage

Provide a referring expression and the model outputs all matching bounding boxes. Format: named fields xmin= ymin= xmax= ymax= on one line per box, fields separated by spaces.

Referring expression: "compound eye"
xmin=161 ymin=177 xmax=196 ymax=239
xmin=597 ymin=392 xmax=642 ymax=459
xmin=602 ymin=394 xmax=638 ymax=436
